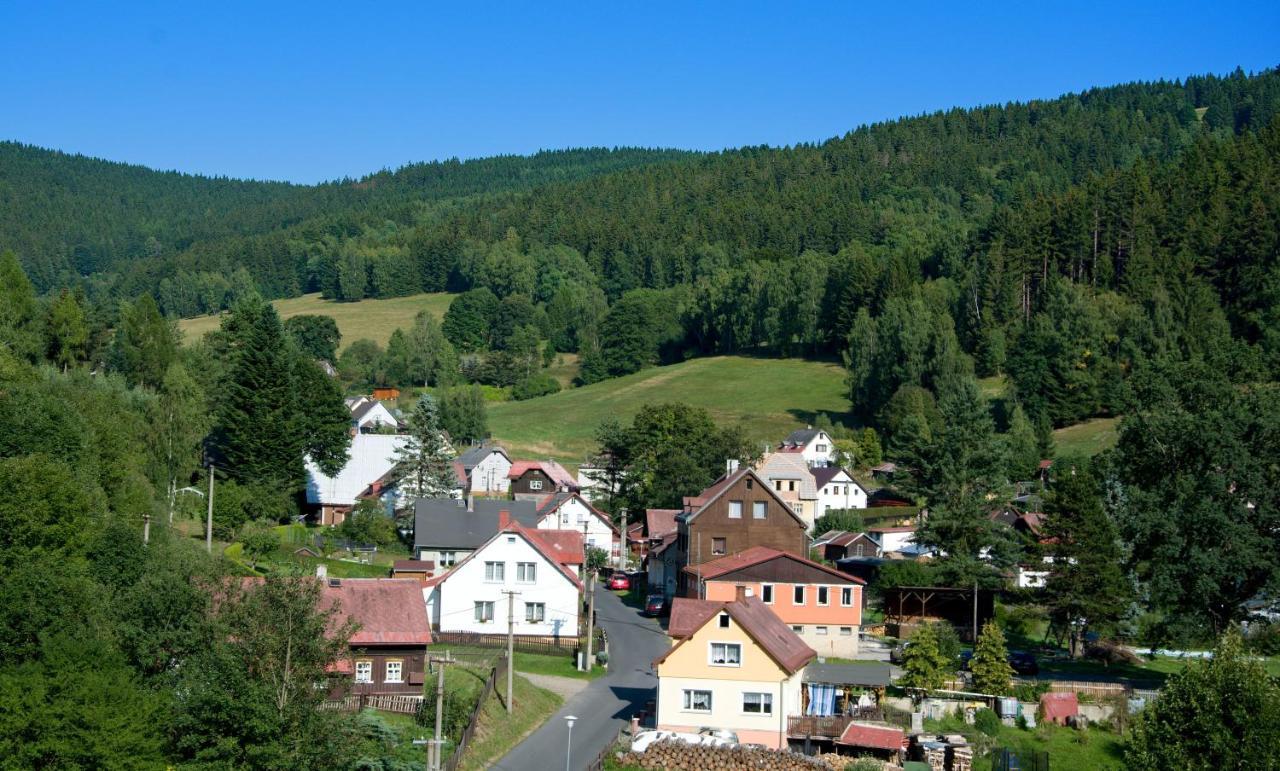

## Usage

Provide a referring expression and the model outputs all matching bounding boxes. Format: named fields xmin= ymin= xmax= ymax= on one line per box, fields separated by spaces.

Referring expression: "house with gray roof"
xmin=453 ymin=445 xmax=512 ymax=494
xmin=778 ymin=426 xmax=837 ymax=468
xmin=412 ymin=498 xmax=537 ymax=566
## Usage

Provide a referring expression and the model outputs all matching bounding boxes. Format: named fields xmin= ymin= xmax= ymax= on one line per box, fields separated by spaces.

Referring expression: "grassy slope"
xmin=460 ymin=673 xmax=562 ymax=771
xmin=177 ymin=291 xmax=457 ymax=350
xmin=487 ymin=356 xmax=850 ymax=464
xmin=977 ymin=375 xmax=1120 ymax=457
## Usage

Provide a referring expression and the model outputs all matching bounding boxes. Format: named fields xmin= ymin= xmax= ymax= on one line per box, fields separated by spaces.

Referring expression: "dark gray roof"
xmin=535 ymin=491 xmax=574 ymax=518
xmin=351 ymin=400 xmax=384 ymax=423
xmin=804 ymin=661 xmax=892 ymax=687
xmin=412 ymin=498 xmax=537 ymax=550
xmin=783 ymin=428 xmax=822 ymax=446
xmin=455 ymin=445 xmax=509 ymax=472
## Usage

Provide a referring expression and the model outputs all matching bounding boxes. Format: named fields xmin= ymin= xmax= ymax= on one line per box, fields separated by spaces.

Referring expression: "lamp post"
xmin=564 ymin=715 xmax=577 ymax=771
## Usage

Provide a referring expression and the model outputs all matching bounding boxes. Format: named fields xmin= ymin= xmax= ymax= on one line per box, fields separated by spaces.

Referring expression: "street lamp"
xmin=564 ymin=715 xmax=577 ymax=771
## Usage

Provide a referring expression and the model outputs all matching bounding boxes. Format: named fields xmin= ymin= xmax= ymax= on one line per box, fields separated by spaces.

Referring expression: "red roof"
xmin=392 ymin=559 xmax=436 ymax=572
xmin=508 ymin=460 xmax=577 ymax=489
xmin=836 ymin=722 xmax=904 ymax=751
xmin=1038 ymin=459 xmax=1054 ymax=469
xmin=645 ymin=508 xmax=680 ymax=538
xmin=529 ymin=529 xmax=585 ymax=564
xmin=434 ymin=523 xmax=584 ymax=591
xmin=684 ymin=545 xmax=865 ymax=584
xmin=323 ymin=579 xmax=432 ymax=646
xmin=658 ymin=595 xmax=816 ymax=674
xmin=1040 ymin=692 xmax=1078 ymax=724
xmin=867 ymin=525 xmax=916 ymax=533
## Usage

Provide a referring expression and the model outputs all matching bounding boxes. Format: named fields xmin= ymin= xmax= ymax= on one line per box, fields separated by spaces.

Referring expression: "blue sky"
xmin=2 ymin=1 xmax=1277 ymax=184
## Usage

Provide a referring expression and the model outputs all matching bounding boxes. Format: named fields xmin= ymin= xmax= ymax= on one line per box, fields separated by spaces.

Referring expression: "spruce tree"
xmin=393 ymin=395 xmax=458 ymax=499
xmin=900 ymin=622 xmax=952 ymax=692
xmin=0 ymin=250 xmax=43 ymax=363
xmin=113 ymin=293 xmax=176 ymax=389
xmin=970 ymin=621 xmax=1015 ymax=695
xmin=1003 ymin=404 xmax=1039 ymax=481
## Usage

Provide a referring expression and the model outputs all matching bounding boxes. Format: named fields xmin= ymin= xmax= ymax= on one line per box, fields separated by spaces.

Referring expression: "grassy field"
xmin=177 ymin=291 xmax=457 ymax=350
xmin=925 ymin=714 xmax=1125 ymax=769
xmin=487 ymin=355 xmax=850 ymax=464
xmin=425 ymin=644 xmax=605 ymax=682
xmin=1052 ymin=416 xmax=1121 ymax=457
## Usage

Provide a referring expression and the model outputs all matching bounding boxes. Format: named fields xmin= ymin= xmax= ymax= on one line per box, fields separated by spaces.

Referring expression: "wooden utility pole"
xmin=617 ymin=508 xmax=627 ymax=571
xmin=142 ymin=514 xmax=151 ymax=545
xmin=584 ymin=570 xmax=596 ymax=673
xmin=427 ymin=652 xmax=454 ymax=770
xmin=503 ymin=590 xmax=520 ymax=713
xmin=972 ymin=580 xmax=979 ymax=644
xmin=205 ymin=464 xmax=215 ymax=553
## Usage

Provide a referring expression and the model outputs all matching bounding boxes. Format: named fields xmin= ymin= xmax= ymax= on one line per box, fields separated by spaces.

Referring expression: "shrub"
xmin=1244 ymin=622 xmax=1280 ymax=656
xmin=511 ymin=373 xmax=561 ymax=401
xmin=1013 ymin=680 xmax=1052 ymax=702
xmin=844 ymin=759 xmax=883 ymax=771
xmin=974 ymin=707 xmax=1001 ymax=736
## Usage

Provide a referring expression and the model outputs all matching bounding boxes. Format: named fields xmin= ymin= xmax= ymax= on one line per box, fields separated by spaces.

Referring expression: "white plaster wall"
xmin=436 ymin=533 xmax=580 ymax=637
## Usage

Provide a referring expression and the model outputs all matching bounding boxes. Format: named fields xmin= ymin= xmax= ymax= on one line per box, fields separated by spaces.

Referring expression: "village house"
xmin=425 ymin=513 xmax=583 ymax=640
xmin=778 ymin=427 xmax=837 ymax=468
xmin=654 ymin=589 xmax=815 ymax=749
xmin=533 ymin=491 xmax=620 ymax=559
xmin=756 ymin=452 xmax=819 ymax=531
xmin=306 ymin=433 xmax=408 ymax=526
xmin=508 ymin=460 xmax=580 ymax=500
xmin=324 ymin=577 xmax=433 ymax=696
xmin=812 ymin=530 xmax=883 ymax=561
xmin=683 ymin=546 xmax=865 ymax=657
xmin=812 ymin=467 xmax=868 ymax=513
xmin=411 ymin=497 xmax=539 ymax=565
xmin=453 ymin=445 xmax=512 ymax=495
xmin=665 ymin=465 xmax=810 ymax=598
xmin=350 ymin=399 xmax=400 ymax=433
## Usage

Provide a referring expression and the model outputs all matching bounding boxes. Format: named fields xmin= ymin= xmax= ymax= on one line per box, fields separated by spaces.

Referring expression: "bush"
xmin=338 ymin=501 xmax=399 ymax=547
xmin=844 ymin=759 xmax=883 ymax=771
xmin=415 ymin=687 xmax=474 ymax=736
xmin=974 ymin=708 xmax=1001 ymax=736
xmin=1013 ymin=680 xmax=1052 ymax=702
xmin=1244 ymin=622 xmax=1280 ymax=656
xmin=511 ymin=373 xmax=561 ymax=401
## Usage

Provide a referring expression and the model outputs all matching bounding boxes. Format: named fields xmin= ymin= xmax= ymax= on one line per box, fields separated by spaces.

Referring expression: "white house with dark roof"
xmin=454 ymin=445 xmax=512 ymax=495
xmin=425 ymin=513 xmax=583 ymax=638
xmin=811 ymin=466 xmax=869 ymax=512
xmin=351 ymin=399 xmax=400 ymax=433
xmin=778 ymin=427 xmax=837 ymax=468
xmin=533 ymin=491 xmax=619 ymax=558
xmin=411 ymin=498 xmax=539 ymax=566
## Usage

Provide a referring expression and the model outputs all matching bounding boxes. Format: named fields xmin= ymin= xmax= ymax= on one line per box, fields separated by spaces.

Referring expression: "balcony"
xmin=787 ymin=708 xmax=884 ymax=739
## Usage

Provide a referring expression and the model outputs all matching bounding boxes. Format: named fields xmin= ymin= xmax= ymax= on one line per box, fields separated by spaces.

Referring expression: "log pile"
xmin=617 ymin=740 xmax=835 ymax=770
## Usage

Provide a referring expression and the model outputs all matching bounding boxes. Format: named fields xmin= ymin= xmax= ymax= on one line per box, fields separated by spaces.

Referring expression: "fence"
xmin=940 ymin=675 xmax=1155 ymax=701
xmin=432 ymin=630 xmax=585 ymax=656
xmin=443 ymin=656 xmax=508 ymax=771
xmin=583 ymin=728 xmax=625 ymax=771
xmin=323 ymin=693 xmax=424 ymax=715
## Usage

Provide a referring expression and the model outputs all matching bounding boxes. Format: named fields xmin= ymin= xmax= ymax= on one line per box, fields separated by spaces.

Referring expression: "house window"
xmin=728 ymin=500 xmax=742 ymax=519
xmin=682 ymin=690 xmax=712 ymax=712
xmin=712 ymin=537 xmax=726 ymax=555
xmin=761 ymin=584 xmax=774 ymax=604
xmin=484 ymin=562 xmax=505 ymax=582
xmin=816 ymin=444 xmax=828 ymax=453
xmin=474 ymin=601 xmax=495 ymax=623
xmin=719 ymin=612 xmax=730 ymax=628
xmin=774 ymin=480 xmax=782 ymax=491
xmin=788 ymin=480 xmax=796 ymax=492
xmin=385 ymin=660 xmax=403 ymax=683
xmin=792 ymin=625 xmax=804 ymax=633
xmin=743 ymin=692 xmax=773 ymax=715
xmin=841 ymin=587 xmax=853 ymax=606
xmin=709 ymin=642 xmax=741 ymax=666
xmin=530 ymin=479 xmax=543 ymax=490
xmin=817 ymin=586 xmax=829 ymax=606
xmin=355 ymin=660 xmax=372 ymax=683
xmin=793 ymin=586 xmax=805 ymax=605
xmin=753 ymin=501 xmax=767 ymax=519
xmin=840 ymin=627 xmax=853 ymax=636
xmin=816 ymin=626 xmax=828 ymax=636
xmin=517 ymin=562 xmax=537 ymax=583
xmin=525 ymin=602 xmax=545 ymax=623
xmin=440 ymin=551 xmax=457 ymax=567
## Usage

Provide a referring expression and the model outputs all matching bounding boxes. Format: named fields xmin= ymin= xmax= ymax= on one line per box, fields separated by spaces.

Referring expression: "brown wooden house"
xmin=671 ymin=466 xmax=809 ymax=597
xmin=508 ymin=460 xmax=579 ymax=500
xmin=326 ymin=578 xmax=432 ymax=696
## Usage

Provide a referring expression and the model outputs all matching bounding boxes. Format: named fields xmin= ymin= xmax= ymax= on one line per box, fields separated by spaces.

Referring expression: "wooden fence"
xmin=433 ymin=630 xmax=583 ymax=655
xmin=443 ymin=656 xmax=508 ymax=771
xmin=323 ymin=692 xmax=424 ymax=715
xmin=940 ymin=675 xmax=1153 ymax=701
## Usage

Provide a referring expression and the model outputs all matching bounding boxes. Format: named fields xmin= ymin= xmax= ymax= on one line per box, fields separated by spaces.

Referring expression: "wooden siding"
xmin=345 ymin=644 xmax=428 ymax=695
xmin=510 ymin=469 xmax=554 ymax=496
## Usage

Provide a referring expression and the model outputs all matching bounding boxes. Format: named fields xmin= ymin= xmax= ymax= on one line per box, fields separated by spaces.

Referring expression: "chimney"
xmin=726 ymin=459 xmax=740 ymax=475
xmin=499 ymin=509 xmax=511 ymax=529
xmin=735 ymin=585 xmax=749 ymax=602
xmin=316 ymin=564 xmax=327 ymax=579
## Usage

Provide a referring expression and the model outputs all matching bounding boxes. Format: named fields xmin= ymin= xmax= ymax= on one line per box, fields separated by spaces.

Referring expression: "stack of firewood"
xmin=616 ymin=740 xmax=835 ymax=770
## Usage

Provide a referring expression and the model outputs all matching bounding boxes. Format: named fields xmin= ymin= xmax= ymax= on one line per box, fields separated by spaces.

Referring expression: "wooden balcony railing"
xmin=787 ymin=708 xmax=885 ymax=738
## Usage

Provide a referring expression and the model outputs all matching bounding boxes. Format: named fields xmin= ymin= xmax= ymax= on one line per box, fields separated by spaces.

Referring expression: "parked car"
xmin=697 ymin=727 xmax=739 ymax=744
xmin=631 ymin=730 xmax=732 ymax=754
xmin=608 ymin=573 xmax=631 ymax=591
xmin=1009 ymin=650 xmax=1039 ymax=675
xmin=644 ymin=594 xmax=668 ymax=617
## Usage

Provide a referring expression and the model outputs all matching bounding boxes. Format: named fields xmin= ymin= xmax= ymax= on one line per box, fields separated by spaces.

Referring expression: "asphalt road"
xmin=491 ymin=584 xmax=669 ymax=771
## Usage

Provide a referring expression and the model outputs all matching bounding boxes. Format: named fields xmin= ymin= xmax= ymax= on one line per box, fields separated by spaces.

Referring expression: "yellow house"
xmin=653 ymin=589 xmax=816 ymax=748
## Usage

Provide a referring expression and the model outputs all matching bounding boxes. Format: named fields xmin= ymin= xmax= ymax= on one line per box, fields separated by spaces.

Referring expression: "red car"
xmin=608 ymin=573 xmax=631 ymax=591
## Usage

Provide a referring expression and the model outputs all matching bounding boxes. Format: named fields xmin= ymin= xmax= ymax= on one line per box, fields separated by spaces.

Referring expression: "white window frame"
xmin=752 ymin=501 xmax=767 ymax=519
xmin=708 ymin=641 xmax=742 ymax=667
xmin=354 ymin=659 xmax=372 ymax=683
xmin=817 ymin=586 xmax=829 ymax=606
xmin=525 ymin=602 xmax=545 ymax=623
xmin=840 ymin=626 xmax=853 ymax=636
xmin=439 ymin=551 xmax=457 ymax=567
xmin=484 ymin=561 xmax=505 ymax=583
xmin=761 ymin=583 xmax=774 ymax=604
xmin=517 ymin=562 xmax=537 ymax=583
xmin=385 ymin=660 xmax=403 ymax=684
xmin=712 ymin=537 xmax=726 ymax=555
xmin=682 ymin=689 xmax=712 ymax=713
xmin=841 ymin=587 xmax=853 ymax=606
xmin=742 ymin=691 xmax=773 ymax=715
xmin=793 ymin=585 xmax=805 ymax=605
xmin=728 ymin=500 xmax=742 ymax=519
xmin=791 ymin=624 xmax=804 ymax=633
xmin=816 ymin=625 xmax=828 ymax=636
xmin=474 ymin=600 xmax=495 ymax=623
xmin=529 ymin=479 xmax=544 ymax=490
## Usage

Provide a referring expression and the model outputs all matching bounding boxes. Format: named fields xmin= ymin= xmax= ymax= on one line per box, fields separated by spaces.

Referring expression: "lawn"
xmin=1052 ymin=416 xmax=1121 ymax=458
xmin=177 ymin=291 xmax=457 ymax=351
xmin=459 ymin=672 xmax=563 ymax=770
xmin=925 ymin=713 xmax=1125 ymax=769
xmin=488 ymin=355 xmax=850 ymax=463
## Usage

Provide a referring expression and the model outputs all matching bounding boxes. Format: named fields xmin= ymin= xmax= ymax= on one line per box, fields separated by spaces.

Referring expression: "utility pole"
xmin=205 ymin=463 xmax=215 ymax=554
xmin=142 ymin=514 xmax=151 ymax=545
xmin=617 ymin=508 xmax=627 ymax=571
xmin=503 ymin=590 xmax=520 ymax=713
xmin=584 ymin=570 xmax=596 ymax=673
xmin=972 ymin=579 xmax=979 ymax=645
xmin=426 ymin=651 xmax=454 ymax=770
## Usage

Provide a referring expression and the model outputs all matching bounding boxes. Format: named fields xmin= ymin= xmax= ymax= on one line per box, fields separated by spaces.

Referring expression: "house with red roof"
xmin=425 ymin=512 xmax=583 ymax=640
xmin=654 ymin=589 xmax=816 ymax=749
xmin=323 ymin=578 xmax=433 ymax=696
xmin=683 ymin=546 xmax=866 ymax=657
xmin=533 ymin=491 xmax=619 ymax=559
xmin=508 ymin=460 xmax=580 ymax=501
